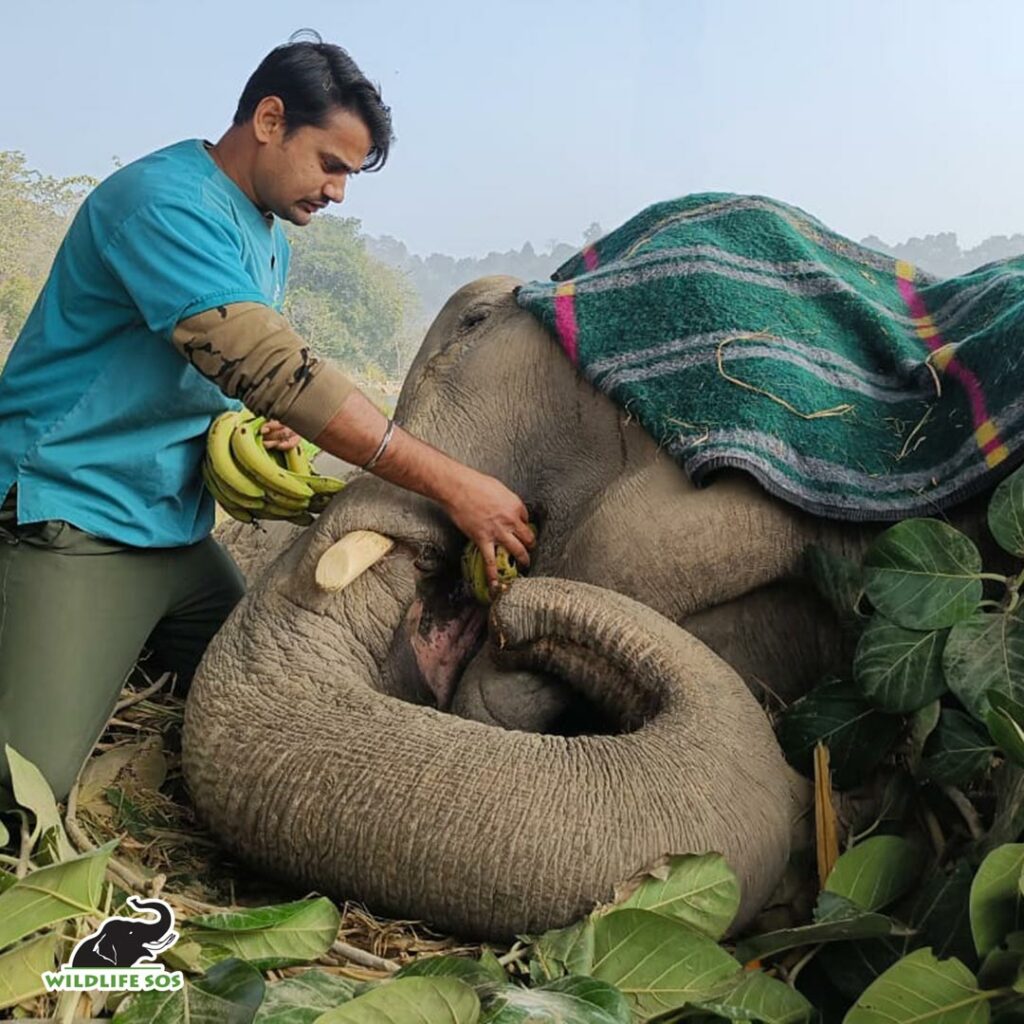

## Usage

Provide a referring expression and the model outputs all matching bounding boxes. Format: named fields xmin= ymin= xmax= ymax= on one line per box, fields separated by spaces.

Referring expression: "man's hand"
xmin=260 ymin=419 xmax=302 ymax=451
xmin=311 ymin=391 xmax=535 ymax=592
xmin=441 ymin=467 xmax=535 ymax=592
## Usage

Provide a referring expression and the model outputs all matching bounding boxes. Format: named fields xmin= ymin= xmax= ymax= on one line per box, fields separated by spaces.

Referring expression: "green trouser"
xmin=0 ymin=489 xmax=245 ymax=803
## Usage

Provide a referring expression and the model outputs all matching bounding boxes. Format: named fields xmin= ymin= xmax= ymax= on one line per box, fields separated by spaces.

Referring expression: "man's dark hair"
xmin=234 ymin=32 xmax=393 ymax=171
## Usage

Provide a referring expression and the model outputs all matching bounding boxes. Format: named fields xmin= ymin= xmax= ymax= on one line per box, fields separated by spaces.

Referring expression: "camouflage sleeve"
xmin=171 ymin=302 xmax=356 ymax=441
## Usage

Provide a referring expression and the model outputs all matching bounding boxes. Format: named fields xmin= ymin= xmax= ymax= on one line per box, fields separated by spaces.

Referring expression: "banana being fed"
xmin=203 ymin=410 xmax=346 ymax=526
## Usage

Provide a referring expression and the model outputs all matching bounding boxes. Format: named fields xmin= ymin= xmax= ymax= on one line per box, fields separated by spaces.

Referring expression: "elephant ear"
xmin=93 ymin=930 xmax=120 ymax=965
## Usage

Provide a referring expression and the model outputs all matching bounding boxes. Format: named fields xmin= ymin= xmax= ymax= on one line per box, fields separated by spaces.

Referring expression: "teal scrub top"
xmin=0 ymin=139 xmax=290 ymax=547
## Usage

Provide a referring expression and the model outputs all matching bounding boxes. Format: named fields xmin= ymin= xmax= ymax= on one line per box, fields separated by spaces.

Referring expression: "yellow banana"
xmin=298 ymin=472 xmax=346 ymax=495
xmin=461 ymin=541 xmax=523 ymax=605
xmin=261 ymin=488 xmax=310 ymax=512
xmin=460 ymin=524 xmax=537 ymax=605
xmin=267 ymin=470 xmax=346 ymax=496
xmin=461 ymin=546 xmax=490 ymax=605
xmin=202 ymin=460 xmax=254 ymax=523
xmin=207 ymin=412 xmax=265 ymax=500
xmin=204 ymin=458 xmax=264 ymax=509
xmin=276 ymin=442 xmax=345 ymax=494
xmin=230 ymin=417 xmax=314 ymax=501
xmin=284 ymin=444 xmax=313 ymax=476
xmin=260 ymin=503 xmax=315 ymax=526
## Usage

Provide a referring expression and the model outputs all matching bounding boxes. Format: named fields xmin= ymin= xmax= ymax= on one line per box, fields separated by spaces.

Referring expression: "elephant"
xmin=69 ymin=896 xmax=177 ymax=968
xmin=181 ymin=276 xmax=1000 ymax=942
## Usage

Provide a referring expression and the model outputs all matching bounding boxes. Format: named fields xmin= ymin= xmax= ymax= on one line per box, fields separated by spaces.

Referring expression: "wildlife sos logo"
xmin=43 ymin=896 xmax=184 ymax=993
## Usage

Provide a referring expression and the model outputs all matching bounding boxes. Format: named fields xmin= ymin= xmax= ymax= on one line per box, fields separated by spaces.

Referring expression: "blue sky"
xmin=2 ymin=0 xmax=1021 ymax=256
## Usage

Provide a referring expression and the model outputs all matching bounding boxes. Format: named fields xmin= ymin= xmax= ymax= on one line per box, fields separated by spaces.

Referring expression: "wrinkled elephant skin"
xmin=183 ymin=276 xmax=995 ymax=940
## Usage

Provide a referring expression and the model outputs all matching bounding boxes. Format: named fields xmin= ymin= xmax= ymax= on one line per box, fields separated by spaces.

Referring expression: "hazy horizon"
xmin=4 ymin=0 xmax=1023 ymax=259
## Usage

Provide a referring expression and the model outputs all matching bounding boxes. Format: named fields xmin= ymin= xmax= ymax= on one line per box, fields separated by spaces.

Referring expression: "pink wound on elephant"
xmin=554 ymin=282 xmax=580 ymax=364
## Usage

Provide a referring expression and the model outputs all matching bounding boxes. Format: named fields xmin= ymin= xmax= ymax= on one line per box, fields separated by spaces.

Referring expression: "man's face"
xmin=250 ymin=100 xmax=373 ymax=226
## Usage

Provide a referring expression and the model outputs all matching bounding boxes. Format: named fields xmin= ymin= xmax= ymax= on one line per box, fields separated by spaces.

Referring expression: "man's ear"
xmin=253 ymin=96 xmax=286 ymax=144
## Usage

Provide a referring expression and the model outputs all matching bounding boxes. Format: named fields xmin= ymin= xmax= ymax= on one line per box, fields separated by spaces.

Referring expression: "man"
xmin=0 ymin=36 xmax=534 ymax=802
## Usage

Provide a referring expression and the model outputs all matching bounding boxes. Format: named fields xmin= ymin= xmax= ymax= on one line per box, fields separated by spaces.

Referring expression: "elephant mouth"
xmin=315 ymin=528 xmax=500 ymax=707
xmin=314 ymin=525 xmax=619 ymax=734
xmin=392 ymin=566 xmax=489 ymax=709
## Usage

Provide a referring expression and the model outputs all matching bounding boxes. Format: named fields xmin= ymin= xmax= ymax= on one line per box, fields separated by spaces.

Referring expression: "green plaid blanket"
xmin=515 ymin=193 xmax=1024 ymax=520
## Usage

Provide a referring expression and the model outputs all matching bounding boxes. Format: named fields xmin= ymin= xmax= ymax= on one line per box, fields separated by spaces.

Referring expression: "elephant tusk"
xmin=315 ymin=530 xmax=396 ymax=592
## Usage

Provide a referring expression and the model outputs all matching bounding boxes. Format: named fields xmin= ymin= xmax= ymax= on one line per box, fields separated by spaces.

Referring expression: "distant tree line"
xmin=2 ymin=149 xmax=1022 ymax=379
xmin=861 ymin=231 xmax=1024 ymax=279
xmin=363 ymin=220 xmax=604 ymax=327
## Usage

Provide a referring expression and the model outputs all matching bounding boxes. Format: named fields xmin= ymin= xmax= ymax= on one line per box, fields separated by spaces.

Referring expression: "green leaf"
xmin=902 ymin=862 xmax=978 ymax=966
xmin=589 ymin=909 xmax=741 ymax=1019
xmin=776 ymin=680 xmax=903 ymax=790
xmin=805 ymin=545 xmax=867 ymax=629
xmin=113 ymin=957 xmax=266 ymax=1024
xmin=863 ymin=519 xmax=983 ymax=630
xmin=253 ymin=969 xmax=356 ymax=1023
xmin=396 ymin=956 xmax=503 ymax=996
xmin=161 ymin=938 xmax=234 ymax=975
xmin=4 ymin=744 xmax=75 ymax=862
xmin=0 ymin=817 xmax=9 ymax=848
xmin=989 ymin=709 xmax=1024 ymax=770
xmin=842 ymin=948 xmax=990 ymax=1024
xmin=988 ymin=464 xmax=1024 ymax=557
xmin=853 ymin=616 xmax=949 ymax=711
xmin=0 ymin=839 xmax=115 ymax=950
xmin=183 ymin=898 xmax=340 ymax=970
xmin=978 ymin=930 xmax=1024 ymax=990
xmin=693 ymin=970 xmax=814 ymax=1024
xmin=0 ymin=930 xmax=60 ymax=1011
xmin=969 ymin=843 xmax=1024 ymax=957
xmin=734 ymin=894 xmax=902 ymax=964
xmin=908 ymin=700 xmax=943 ymax=769
xmin=530 ymin=919 xmax=595 ymax=983
xmin=944 ymin=609 xmax=1024 ymax=720
xmin=477 ymin=950 xmax=509 ymax=986
xmin=313 ymin=976 xmax=481 ymax=1023
xmin=921 ymin=711 xmax=996 ymax=786
xmin=819 ymin=864 xmax=978 ymax=1000
xmin=819 ymin=935 xmax=904 ymax=1002
xmin=986 ymin=691 xmax=1024 ymax=770
xmin=610 ymin=852 xmax=740 ymax=940
xmin=480 ymin=976 xmax=630 ymax=1023
xmin=825 ymin=836 xmax=921 ymax=911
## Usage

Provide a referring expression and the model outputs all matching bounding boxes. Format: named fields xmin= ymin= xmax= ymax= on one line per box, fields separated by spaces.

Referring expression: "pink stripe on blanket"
xmin=554 ymin=282 xmax=580 ymax=363
xmin=582 ymin=245 xmax=599 ymax=271
xmin=896 ymin=263 xmax=1008 ymax=468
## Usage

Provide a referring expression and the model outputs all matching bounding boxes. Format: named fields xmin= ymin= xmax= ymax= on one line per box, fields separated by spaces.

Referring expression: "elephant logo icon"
xmin=67 ymin=896 xmax=179 ymax=969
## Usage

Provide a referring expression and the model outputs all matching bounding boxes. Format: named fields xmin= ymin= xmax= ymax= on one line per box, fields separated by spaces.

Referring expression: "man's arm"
xmin=173 ymin=302 xmax=534 ymax=588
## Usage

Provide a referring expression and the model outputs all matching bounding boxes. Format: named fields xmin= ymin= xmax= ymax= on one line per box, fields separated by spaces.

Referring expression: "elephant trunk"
xmin=184 ymin=567 xmax=800 ymax=939
xmin=130 ymin=897 xmax=173 ymax=945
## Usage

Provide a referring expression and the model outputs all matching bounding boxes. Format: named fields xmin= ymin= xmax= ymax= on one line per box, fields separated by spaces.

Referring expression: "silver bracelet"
xmin=363 ymin=418 xmax=395 ymax=471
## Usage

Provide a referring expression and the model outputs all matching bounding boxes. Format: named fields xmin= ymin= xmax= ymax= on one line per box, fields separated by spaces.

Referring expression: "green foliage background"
xmin=0 ymin=152 xmax=420 ymax=384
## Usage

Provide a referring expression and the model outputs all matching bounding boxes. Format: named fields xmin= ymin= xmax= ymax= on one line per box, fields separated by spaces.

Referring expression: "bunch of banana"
xmin=203 ymin=410 xmax=346 ymax=526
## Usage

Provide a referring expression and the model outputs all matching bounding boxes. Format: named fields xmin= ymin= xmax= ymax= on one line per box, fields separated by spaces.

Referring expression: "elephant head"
xmin=180 ymin=277 xmax=991 ymax=939
xmin=69 ymin=896 xmax=177 ymax=968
